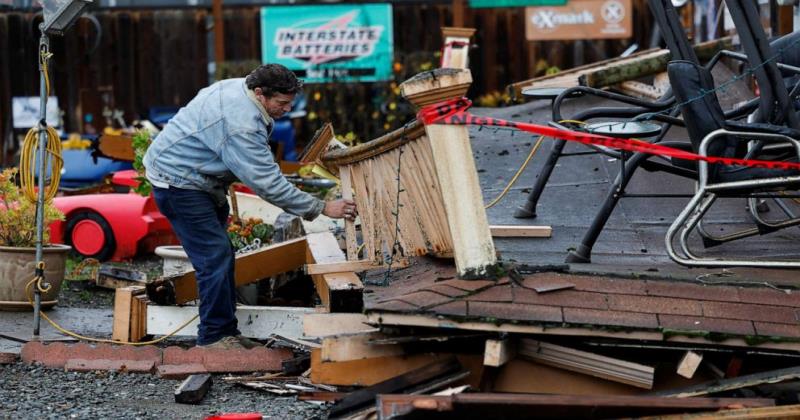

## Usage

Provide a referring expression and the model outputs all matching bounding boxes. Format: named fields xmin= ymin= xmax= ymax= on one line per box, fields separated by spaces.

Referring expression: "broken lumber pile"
xmin=321 ymin=68 xmax=500 ymax=279
xmin=507 ymin=37 xmax=733 ymax=99
xmin=295 ymin=256 xmax=800 ymax=419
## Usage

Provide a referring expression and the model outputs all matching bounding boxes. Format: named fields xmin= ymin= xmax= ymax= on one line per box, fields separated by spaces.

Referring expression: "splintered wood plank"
xmin=303 ymin=313 xmax=375 ymax=338
xmin=677 ymin=351 xmax=703 ymax=379
xmin=350 ymin=163 xmax=376 ymax=260
xmin=112 ymin=286 xmax=145 ymax=342
xmin=305 ymin=260 xmax=406 ymax=275
xmin=425 ymin=123 xmax=497 ymax=278
xmin=329 ymin=356 xmax=462 ymax=417
xmin=174 ymin=373 xmax=213 ymax=404
xmin=306 ymin=232 xmax=364 ymax=312
xmin=638 ymin=404 xmax=800 ymax=420
xmin=310 ymin=349 xmax=450 ymax=387
xmin=321 ymin=332 xmax=405 ymax=362
xmin=170 ymin=237 xmax=307 ymax=305
xmin=366 ymin=312 xmax=800 ymax=352
xmin=489 ymin=225 xmax=552 ymax=238
xmin=518 ymin=339 xmax=654 ymax=389
xmin=493 ymin=359 xmax=640 ymax=395
xmin=484 ymin=338 xmax=516 ymax=367
xmin=375 ymin=394 xmax=773 ymax=419
xmin=339 ymin=167 xmax=359 ymax=260
xmin=411 ymin=136 xmax=452 ymax=253
xmin=147 ymin=304 xmax=312 ymax=339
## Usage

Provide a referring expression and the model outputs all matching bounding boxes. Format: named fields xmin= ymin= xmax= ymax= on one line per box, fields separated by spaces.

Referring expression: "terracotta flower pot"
xmin=0 ymin=244 xmax=71 ymax=311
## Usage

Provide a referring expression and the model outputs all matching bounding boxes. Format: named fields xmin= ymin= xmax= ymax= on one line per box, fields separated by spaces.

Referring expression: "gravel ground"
xmin=2 ymin=256 xmax=331 ymax=419
xmin=0 ymin=364 xmax=329 ymax=419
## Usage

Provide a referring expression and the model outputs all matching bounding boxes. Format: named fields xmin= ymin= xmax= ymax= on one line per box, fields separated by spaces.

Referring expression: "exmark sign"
xmin=261 ymin=4 xmax=393 ymax=83
xmin=525 ymin=0 xmax=632 ymax=41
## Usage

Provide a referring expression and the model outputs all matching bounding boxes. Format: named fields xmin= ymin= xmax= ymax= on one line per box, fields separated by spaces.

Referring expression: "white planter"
xmin=154 ymin=245 xmax=192 ymax=277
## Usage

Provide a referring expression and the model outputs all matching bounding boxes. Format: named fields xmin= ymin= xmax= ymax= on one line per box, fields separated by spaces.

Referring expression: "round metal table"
xmin=521 ymin=87 xmax=585 ymax=101
xmin=585 ymin=120 xmax=663 ymax=138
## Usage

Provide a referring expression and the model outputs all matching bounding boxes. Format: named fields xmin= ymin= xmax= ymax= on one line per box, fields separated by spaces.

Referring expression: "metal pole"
xmin=32 ymin=28 xmax=51 ymax=339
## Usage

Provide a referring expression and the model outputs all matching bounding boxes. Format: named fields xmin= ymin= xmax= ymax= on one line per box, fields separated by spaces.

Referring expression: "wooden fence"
xmin=0 ymin=2 xmax=654 ymax=164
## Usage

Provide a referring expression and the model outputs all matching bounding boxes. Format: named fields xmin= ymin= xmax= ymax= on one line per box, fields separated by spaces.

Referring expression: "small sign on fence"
xmin=469 ymin=0 xmax=566 ymax=8
xmin=260 ymin=4 xmax=394 ymax=83
xmin=525 ymin=0 xmax=632 ymax=41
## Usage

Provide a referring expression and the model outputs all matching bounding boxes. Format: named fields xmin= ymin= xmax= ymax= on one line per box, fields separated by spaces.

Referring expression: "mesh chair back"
xmin=648 ymin=0 xmax=699 ymax=63
xmin=725 ymin=0 xmax=800 ymax=129
xmin=668 ymin=60 xmax=738 ymax=179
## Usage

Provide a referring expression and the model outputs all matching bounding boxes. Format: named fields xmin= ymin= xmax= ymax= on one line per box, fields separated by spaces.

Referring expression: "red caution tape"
xmin=418 ymin=97 xmax=800 ymax=172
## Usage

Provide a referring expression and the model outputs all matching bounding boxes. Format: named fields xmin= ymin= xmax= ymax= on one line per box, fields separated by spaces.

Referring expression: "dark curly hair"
xmin=245 ymin=64 xmax=303 ymax=97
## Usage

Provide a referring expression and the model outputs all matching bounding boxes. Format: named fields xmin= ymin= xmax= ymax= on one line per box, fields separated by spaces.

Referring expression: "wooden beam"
xmin=489 ymin=225 xmax=552 ymax=238
xmin=483 ymin=338 xmax=516 ymax=367
xmin=131 ymin=294 xmax=148 ymax=343
xmin=174 ymin=374 xmax=213 ymax=404
xmin=162 ymin=237 xmax=307 ymax=305
xmin=321 ymin=332 xmax=404 ymax=363
xmin=329 ymin=356 xmax=462 ymax=418
xmin=676 ymin=351 xmax=703 ymax=379
xmin=96 ymin=266 xmax=148 ymax=290
xmin=580 ymin=38 xmax=732 ymax=88
xmin=493 ymin=359 xmax=640 ymax=395
xmin=507 ymin=37 xmax=733 ymax=99
xmin=518 ymin=339 xmax=654 ymax=389
xmin=616 ymin=81 xmax=665 ymax=100
xmin=306 ymin=232 xmax=364 ymax=312
xmin=310 ymin=349 xmax=451 ymax=387
xmin=111 ymin=286 xmax=145 ymax=342
xmin=638 ymin=403 xmax=800 ymax=420
xmin=146 ymin=304 xmax=312 ymax=339
xmin=365 ymin=312 xmax=800 ymax=352
xmin=375 ymin=394 xmax=774 ymax=419
xmin=441 ymin=27 xmax=475 ymax=69
xmin=401 ymin=69 xmax=497 ymax=278
xmin=305 ymin=259 xmax=407 ymax=275
xmin=652 ymin=366 xmax=800 ymax=398
xmin=339 ymin=167 xmax=359 ymax=260
xmin=303 ymin=313 xmax=376 ymax=338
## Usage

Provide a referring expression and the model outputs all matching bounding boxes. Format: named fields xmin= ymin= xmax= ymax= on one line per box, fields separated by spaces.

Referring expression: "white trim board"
xmin=147 ymin=305 xmax=314 ymax=339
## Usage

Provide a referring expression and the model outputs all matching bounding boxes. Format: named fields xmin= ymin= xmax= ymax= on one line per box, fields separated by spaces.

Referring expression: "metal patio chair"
xmin=665 ymin=59 xmax=800 ymax=267
xmin=561 ymin=0 xmax=800 ymax=263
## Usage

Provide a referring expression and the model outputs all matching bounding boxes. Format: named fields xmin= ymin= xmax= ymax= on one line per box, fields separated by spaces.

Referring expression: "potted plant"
xmin=0 ymin=168 xmax=69 ymax=310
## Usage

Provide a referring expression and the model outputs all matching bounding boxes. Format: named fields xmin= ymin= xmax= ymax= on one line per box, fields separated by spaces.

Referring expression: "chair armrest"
xmin=725 ymin=120 xmax=800 ymax=139
xmin=708 ymin=50 xmax=800 ymax=77
xmin=552 ymin=86 xmax=673 ymax=122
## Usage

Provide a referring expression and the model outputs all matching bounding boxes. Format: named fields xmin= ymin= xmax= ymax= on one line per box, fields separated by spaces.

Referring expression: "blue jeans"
xmin=153 ymin=186 xmax=239 ymax=345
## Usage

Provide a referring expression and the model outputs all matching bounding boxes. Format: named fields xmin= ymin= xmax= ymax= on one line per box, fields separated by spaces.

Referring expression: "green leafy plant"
xmin=131 ymin=130 xmax=152 ymax=196
xmin=227 ymin=217 xmax=274 ymax=251
xmin=0 ymin=168 xmax=64 ymax=247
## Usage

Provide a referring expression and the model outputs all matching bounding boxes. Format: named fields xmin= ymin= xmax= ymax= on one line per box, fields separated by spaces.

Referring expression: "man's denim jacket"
xmin=143 ymin=78 xmax=324 ymax=220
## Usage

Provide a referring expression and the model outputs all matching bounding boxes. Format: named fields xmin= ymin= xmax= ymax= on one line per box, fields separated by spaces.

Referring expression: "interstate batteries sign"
xmin=525 ymin=0 xmax=632 ymax=41
xmin=260 ymin=4 xmax=393 ymax=83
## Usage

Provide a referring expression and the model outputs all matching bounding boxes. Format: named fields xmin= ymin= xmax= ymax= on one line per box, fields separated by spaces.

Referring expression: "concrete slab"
xmin=0 ymin=307 xmax=111 ymax=353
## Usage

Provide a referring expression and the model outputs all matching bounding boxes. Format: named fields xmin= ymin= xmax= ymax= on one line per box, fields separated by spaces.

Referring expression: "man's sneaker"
xmin=199 ymin=336 xmax=245 ymax=350
xmin=236 ymin=335 xmax=260 ymax=349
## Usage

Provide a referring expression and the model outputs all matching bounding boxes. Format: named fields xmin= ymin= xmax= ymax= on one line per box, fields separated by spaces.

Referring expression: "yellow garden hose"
xmin=484 ymin=134 xmax=545 ymax=209
xmin=484 ymin=119 xmax=586 ymax=209
xmin=19 ymin=52 xmax=63 ymax=204
xmin=26 ymin=273 xmax=199 ymax=346
xmin=20 ymin=125 xmax=62 ymax=203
